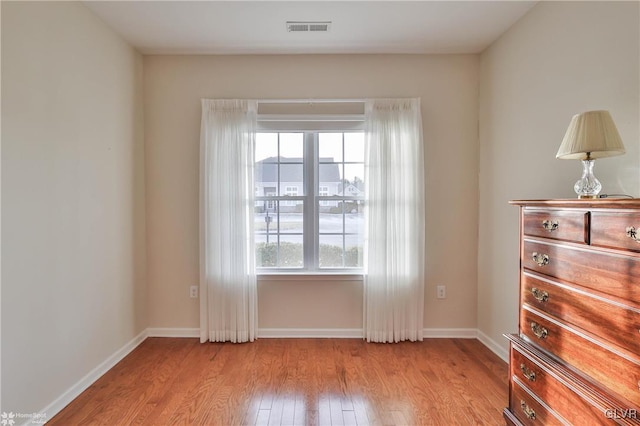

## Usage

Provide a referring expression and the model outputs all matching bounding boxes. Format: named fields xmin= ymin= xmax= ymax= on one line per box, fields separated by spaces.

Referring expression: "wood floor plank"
xmin=352 ymin=396 xmax=372 ymax=426
xmin=292 ymin=394 xmax=306 ymax=426
xmin=279 ymin=395 xmax=295 ymax=426
xmin=317 ymin=394 xmax=332 ymax=426
xmin=255 ymin=409 xmax=271 ymax=426
xmin=267 ymin=395 xmax=284 ymax=426
xmin=329 ymin=394 xmax=344 ymax=426
xmin=48 ymin=338 xmax=508 ymax=426
xmin=242 ymin=397 xmax=261 ymax=426
xmin=342 ymin=410 xmax=357 ymax=426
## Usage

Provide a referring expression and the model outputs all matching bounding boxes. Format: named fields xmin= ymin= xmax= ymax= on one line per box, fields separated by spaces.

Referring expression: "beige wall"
xmin=478 ymin=1 xmax=640 ymax=356
xmin=1 ymin=1 xmax=146 ymax=414
xmin=144 ymin=54 xmax=480 ymax=331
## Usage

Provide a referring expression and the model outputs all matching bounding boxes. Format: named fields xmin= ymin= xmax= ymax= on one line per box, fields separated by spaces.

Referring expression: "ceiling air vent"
xmin=286 ymin=21 xmax=332 ymax=33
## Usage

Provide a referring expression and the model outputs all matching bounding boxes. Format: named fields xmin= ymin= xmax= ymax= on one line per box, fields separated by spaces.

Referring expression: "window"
xmin=254 ymin=131 xmax=365 ymax=271
xmin=319 ymin=186 xmax=329 ymax=206
xmin=284 ymin=186 xmax=299 ymax=206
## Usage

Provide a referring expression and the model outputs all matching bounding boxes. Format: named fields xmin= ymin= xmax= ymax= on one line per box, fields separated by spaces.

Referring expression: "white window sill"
xmin=257 ymin=273 xmax=364 ymax=282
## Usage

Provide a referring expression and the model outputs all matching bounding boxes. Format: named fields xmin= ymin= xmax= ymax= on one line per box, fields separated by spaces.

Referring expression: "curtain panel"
xmin=199 ymin=99 xmax=258 ymax=343
xmin=364 ymin=98 xmax=426 ymax=343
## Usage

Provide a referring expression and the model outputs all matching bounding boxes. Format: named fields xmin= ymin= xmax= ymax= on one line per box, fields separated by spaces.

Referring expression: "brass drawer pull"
xmin=531 ymin=322 xmax=548 ymax=339
xmin=531 ymin=288 xmax=549 ymax=303
xmin=520 ymin=363 xmax=536 ymax=381
xmin=542 ymin=220 xmax=559 ymax=232
xmin=520 ymin=400 xmax=536 ymax=420
xmin=532 ymin=252 xmax=549 ymax=267
xmin=627 ymin=226 xmax=640 ymax=243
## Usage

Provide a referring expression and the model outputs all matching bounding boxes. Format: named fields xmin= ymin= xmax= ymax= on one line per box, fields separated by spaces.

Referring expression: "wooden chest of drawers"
xmin=505 ymin=199 xmax=640 ymax=425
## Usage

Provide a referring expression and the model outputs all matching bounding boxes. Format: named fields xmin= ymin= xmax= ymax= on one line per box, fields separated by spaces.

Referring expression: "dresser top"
xmin=510 ymin=198 xmax=640 ymax=208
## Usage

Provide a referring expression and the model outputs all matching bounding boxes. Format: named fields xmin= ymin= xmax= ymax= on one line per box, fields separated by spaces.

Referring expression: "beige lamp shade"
xmin=556 ymin=110 xmax=625 ymax=160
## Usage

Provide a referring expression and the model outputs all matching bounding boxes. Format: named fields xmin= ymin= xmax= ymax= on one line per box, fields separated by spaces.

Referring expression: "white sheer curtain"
xmin=364 ymin=98 xmax=426 ymax=343
xmin=199 ymin=99 xmax=257 ymax=343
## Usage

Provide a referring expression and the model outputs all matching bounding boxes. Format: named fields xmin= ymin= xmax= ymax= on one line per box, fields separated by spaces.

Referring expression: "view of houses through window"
xmin=254 ymin=131 xmax=365 ymax=270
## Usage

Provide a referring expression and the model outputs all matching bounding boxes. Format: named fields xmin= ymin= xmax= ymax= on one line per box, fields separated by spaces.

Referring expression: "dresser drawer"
xmin=522 ymin=240 xmax=640 ymax=307
xmin=591 ymin=211 xmax=640 ymax=253
xmin=523 ymin=209 xmax=589 ymax=244
xmin=511 ymin=342 xmax=620 ymax=425
xmin=510 ymin=378 xmax=563 ymax=425
xmin=521 ymin=308 xmax=640 ymax=407
xmin=522 ymin=273 xmax=640 ymax=356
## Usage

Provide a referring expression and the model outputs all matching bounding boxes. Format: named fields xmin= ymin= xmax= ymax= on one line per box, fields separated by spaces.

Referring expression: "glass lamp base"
xmin=574 ymin=159 xmax=602 ymax=199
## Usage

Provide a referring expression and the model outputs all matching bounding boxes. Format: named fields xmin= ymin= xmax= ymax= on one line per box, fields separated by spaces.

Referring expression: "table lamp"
xmin=556 ymin=110 xmax=625 ymax=199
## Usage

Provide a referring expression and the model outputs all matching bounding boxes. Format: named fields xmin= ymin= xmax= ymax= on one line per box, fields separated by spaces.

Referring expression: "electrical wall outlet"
xmin=190 ymin=285 xmax=199 ymax=298
xmin=436 ymin=285 xmax=446 ymax=299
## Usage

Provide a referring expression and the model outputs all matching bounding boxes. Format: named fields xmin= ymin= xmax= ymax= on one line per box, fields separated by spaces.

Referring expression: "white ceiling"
xmin=83 ymin=1 xmax=538 ymax=55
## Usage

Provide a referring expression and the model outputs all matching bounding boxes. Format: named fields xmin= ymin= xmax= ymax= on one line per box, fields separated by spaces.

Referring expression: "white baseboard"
xmin=423 ymin=328 xmax=477 ymax=338
xmin=258 ymin=328 xmax=364 ymax=338
xmin=257 ymin=327 xmax=479 ymax=339
xmin=143 ymin=327 xmax=487 ymax=341
xmin=35 ymin=329 xmax=148 ymax=425
xmin=147 ymin=327 xmax=200 ymax=338
xmin=477 ymin=329 xmax=509 ymax=362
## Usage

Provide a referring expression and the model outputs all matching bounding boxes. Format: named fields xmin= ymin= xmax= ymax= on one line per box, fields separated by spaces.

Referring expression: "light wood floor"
xmin=49 ymin=338 xmax=508 ymax=425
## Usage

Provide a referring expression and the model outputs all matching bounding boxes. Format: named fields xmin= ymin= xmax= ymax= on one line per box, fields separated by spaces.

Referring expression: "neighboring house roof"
xmin=255 ymin=157 xmax=341 ymax=183
xmin=338 ymin=180 xmax=364 ymax=193
xmin=339 ymin=183 xmax=363 ymax=196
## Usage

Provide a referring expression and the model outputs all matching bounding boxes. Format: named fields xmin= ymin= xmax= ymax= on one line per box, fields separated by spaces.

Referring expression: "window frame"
xmin=254 ymin=130 xmax=365 ymax=274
